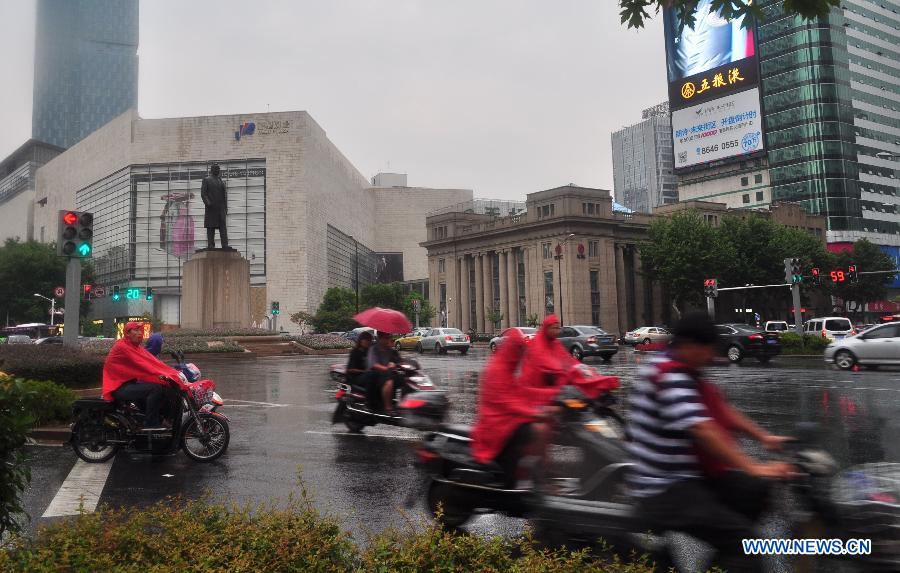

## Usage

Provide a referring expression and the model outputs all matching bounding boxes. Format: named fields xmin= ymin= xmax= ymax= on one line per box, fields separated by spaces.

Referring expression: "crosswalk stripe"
xmin=42 ymin=459 xmax=114 ymax=517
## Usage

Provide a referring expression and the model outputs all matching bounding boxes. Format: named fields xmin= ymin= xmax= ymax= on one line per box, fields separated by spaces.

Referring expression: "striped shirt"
xmin=626 ymin=354 xmax=711 ymax=497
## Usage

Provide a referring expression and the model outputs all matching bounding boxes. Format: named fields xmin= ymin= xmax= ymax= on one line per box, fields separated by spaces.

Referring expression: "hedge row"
xmin=778 ymin=332 xmax=831 ymax=355
xmin=0 ymin=493 xmax=656 ymax=573
xmin=0 ymin=345 xmax=104 ymax=389
xmin=162 ymin=336 xmax=245 ymax=354
xmin=164 ymin=327 xmax=272 ymax=338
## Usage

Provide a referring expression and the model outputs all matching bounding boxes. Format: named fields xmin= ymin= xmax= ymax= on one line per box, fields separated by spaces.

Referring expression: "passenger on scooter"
xmin=144 ymin=333 xmax=164 ymax=357
xmin=625 ymin=311 xmax=794 ymax=573
xmin=471 ymin=328 xmax=556 ymax=486
xmin=102 ymin=322 xmax=185 ymax=431
xmin=367 ymin=331 xmax=402 ymax=413
xmin=345 ymin=330 xmax=373 ymax=389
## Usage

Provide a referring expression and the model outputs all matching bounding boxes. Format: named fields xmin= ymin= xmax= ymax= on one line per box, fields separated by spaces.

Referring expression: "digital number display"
xmin=125 ymin=288 xmax=142 ymax=300
xmin=830 ymin=271 xmax=846 ymax=283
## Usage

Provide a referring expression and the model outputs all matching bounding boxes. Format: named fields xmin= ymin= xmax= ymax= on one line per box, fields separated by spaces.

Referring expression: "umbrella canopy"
xmin=353 ymin=307 xmax=412 ymax=335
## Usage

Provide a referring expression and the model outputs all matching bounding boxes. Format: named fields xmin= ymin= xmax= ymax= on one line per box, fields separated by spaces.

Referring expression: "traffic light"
xmin=811 ymin=268 xmax=820 ymax=286
xmin=56 ymin=210 xmax=94 ymax=258
xmin=83 ymin=284 xmax=93 ymax=299
xmin=145 ymin=288 xmax=154 ymax=301
xmin=848 ymin=264 xmax=858 ymax=283
xmin=703 ymin=278 xmax=718 ymax=298
xmin=112 ymin=285 xmax=121 ymax=301
xmin=784 ymin=258 xmax=802 ymax=284
xmin=271 ymin=301 xmax=280 ymax=315
xmin=830 ymin=269 xmax=846 ymax=283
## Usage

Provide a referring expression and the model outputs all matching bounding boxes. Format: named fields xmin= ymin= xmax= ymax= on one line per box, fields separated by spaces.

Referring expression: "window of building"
xmin=588 ymin=240 xmax=599 ymax=258
xmin=491 ymin=252 xmax=501 ymax=329
xmin=741 ymin=176 xmax=749 ymax=186
xmin=40 ymin=226 xmax=45 ymax=242
xmin=590 ymin=270 xmax=601 ymax=326
xmin=468 ymin=260 xmax=477 ymax=329
xmin=544 ymin=271 xmax=554 ymax=315
xmin=539 ymin=204 xmax=555 ymax=218
xmin=438 ymin=258 xmax=445 ymax=273
xmin=581 ymin=202 xmax=595 ymax=215
xmin=542 ymin=242 xmax=552 ymax=259
xmin=754 ymin=173 xmax=763 ymax=184
xmin=756 ymin=191 xmax=764 ymax=202
xmin=742 ymin=194 xmax=750 ymax=204
xmin=439 ymin=283 xmax=447 ymax=327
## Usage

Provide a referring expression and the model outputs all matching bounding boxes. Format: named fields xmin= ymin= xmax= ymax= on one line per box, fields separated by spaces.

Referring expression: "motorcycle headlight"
xmin=211 ymin=392 xmax=224 ymax=406
xmin=584 ymin=419 xmax=622 ymax=439
xmin=409 ymin=375 xmax=433 ymax=387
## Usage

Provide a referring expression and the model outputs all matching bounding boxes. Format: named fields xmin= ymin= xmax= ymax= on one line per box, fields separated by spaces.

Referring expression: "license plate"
xmin=834 ymin=335 xmax=844 ymax=340
xmin=767 ymin=339 xmax=777 ymax=345
xmin=454 ymin=337 xmax=464 ymax=342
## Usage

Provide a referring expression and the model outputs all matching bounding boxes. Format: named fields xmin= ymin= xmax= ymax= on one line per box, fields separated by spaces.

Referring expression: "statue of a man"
xmin=201 ymin=163 xmax=228 ymax=249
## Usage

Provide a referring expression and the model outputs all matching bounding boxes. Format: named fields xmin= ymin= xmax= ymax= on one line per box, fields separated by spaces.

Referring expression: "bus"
xmin=1 ymin=323 xmax=59 ymax=340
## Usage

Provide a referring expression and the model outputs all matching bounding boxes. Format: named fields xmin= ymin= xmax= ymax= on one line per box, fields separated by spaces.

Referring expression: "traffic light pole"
xmin=63 ymin=257 xmax=81 ymax=346
xmin=706 ymin=296 xmax=715 ymax=320
xmin=791 ymin=283 xmax=803 ymax=335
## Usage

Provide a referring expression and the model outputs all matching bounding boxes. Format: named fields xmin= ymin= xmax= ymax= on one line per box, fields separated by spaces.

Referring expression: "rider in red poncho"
xmin=102 ymin=322 xmax=183 ymax=430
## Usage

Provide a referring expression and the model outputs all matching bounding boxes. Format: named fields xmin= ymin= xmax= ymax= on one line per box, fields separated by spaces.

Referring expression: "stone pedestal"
xmin=181 ymin=249 xmax=251 ymax=329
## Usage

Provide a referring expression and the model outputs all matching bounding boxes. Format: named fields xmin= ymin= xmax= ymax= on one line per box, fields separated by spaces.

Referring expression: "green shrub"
xmin=16 ymin=378 xmax=76 ymax=426
xmin=0 ymin=345 xmax=104 ymax=388
xmin=162 ymin=337 xmax=245 ymax=354
xmin=165 ymin=327 xmax=272 ymax=338
xmin=779 ymin=331 xmax=830 ymax=355
xmin=0 ymin=378 xmax=33 ymax=538
xmin=0 ymin=491 xmax=659 ymax=573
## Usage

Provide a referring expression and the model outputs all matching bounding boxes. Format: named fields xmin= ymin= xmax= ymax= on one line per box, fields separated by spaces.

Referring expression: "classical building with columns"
xmin=421 ymin=185 xmax=664 ymax=335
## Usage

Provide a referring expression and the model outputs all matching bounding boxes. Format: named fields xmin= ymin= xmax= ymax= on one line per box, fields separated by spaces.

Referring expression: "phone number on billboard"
xmin=698 ymin=140 xmax=741 ymax=155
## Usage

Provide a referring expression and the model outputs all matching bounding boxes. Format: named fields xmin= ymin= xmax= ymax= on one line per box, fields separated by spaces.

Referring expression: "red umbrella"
xmin=354 ymin=307 xmax=412 ymax=335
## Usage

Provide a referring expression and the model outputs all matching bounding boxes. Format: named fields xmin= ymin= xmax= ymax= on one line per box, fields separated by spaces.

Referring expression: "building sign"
xmin=672 ymin=87 xmax=764 ymax=169
xmin=256 ymin=119 xmax=292 ymax=135
xmin=664 ymin=1 xmax=765 ymax=171
xmin=234 ymin=122 xmax=255 ymax=141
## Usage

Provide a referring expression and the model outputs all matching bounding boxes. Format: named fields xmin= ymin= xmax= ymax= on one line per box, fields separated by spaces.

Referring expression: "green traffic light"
xmin=112 ymin=294 xmax=121 ymax=301
xmin=77 ymin=243 xmax=91 ymax=257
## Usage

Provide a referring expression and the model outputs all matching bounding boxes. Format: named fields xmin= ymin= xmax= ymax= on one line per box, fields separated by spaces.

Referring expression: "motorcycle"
xmin=70 ymin=354 xmax=229 ymax=463
xmin=415 ymin=381 xmax=628 ymax=529
xmin=331 ymin=358 xmax=440 ymax=433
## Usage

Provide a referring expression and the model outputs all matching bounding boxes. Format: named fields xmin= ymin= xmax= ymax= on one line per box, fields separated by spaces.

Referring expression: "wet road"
xmin=22 ymin=348 xmax=900 ymax=559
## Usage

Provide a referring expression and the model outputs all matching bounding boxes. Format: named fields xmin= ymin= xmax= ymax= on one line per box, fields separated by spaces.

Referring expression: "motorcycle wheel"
xmin=344 ymin=418 xmax=366 ymax=433
xmin=181 ymin=413 xmax=230 ymax=462
xmin=426 ymin=480 xmax=472 ymax=529
xmin=71 ymin=421 xmax=119 ymax=463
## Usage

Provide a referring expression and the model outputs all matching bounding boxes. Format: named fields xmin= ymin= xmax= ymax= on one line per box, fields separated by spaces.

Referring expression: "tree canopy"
xmin=295 ymin=283 xmax=436 ymax=334
xmin=619 ymin=0 xmax=840 ymax=30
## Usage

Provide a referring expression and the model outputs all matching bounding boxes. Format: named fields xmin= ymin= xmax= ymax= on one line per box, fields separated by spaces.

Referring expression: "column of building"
xmin=615 ymin=243 xmax=629 ymax=333
xmin=446 ymin=254 xmax=458 ymax=329
xmin=482 ymin=252 xmax=494 ymax=332
xmin=459 ymin=255 xmax=471 ymax=332
xmin=498 ymin=251 xmax=509 ymax=329
xmin=633 ymin=247 xmax=646 ymax=327
xmin=506 ymin=248 xmax=518 ymax=327
xmin=474 ymin=254 xmax=485 ymax=333
xmin=429 ymin=258 xmax=440 ymax=327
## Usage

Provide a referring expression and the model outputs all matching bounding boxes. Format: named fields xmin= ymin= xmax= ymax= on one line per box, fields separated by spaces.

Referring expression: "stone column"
xmin=633 ymin=247 xmax=647 ymax=327
xmin=474 ymin=254 xmax=485 ymax=333
xmin=459 ymin=255 xmax=471 ymax=333
xmin=507 ymin=248 xmax=519 ymax=327
xmin=615 ymin=244 xmax=629 ymax=333
xmin=482 ymin=252 xmax=494 ymax=332
xmin=428 ymin=258 xmax=439 ymax=327
xmin=446 ymin=252 xmax=458 ymax=329
xmin=498 ymin=251 xmax=509 ymax=329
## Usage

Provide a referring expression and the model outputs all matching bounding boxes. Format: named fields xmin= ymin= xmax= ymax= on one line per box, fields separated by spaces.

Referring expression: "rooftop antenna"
xmin=267 ymin=103 xmax=270 ymax=113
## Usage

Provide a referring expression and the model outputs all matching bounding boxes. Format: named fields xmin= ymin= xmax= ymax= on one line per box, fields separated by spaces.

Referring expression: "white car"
xmin=764 ymin=321 xmax=789 ymax=333
xmin=623 ymin=326 xmax=672 ymax=346
xmin=489 ymin=327 xmax=537 ymax=352
xmin=416 ymin=328 xmax=470 ymax=355
xmin=803 ymin=317 xmax=855 ymax=341
xmin=825 ymin=322 xmax=900 ymax=370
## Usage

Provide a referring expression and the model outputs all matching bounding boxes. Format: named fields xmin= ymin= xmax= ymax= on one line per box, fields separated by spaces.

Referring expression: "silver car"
xmin=417 ymin=327 xmax=470 ymax=355
xmin=825 ymin=322 xmax=900 ymax=370
xmin=623 ymin=326 xmax=672 ymax=346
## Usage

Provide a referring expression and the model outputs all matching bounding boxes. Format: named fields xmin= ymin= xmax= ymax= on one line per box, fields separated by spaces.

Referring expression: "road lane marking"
xmin=227 ymin=399 xmax=291 ymax=407
xmin=305 ymin=430 xmax=419 ymax=441
xmin=42 ymin=459 xmax=113 ymax=517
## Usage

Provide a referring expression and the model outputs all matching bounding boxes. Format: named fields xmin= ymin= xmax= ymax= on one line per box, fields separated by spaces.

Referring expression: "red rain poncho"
xmin=519 ymin=315 xmax=578 ymax=390
xmin=471 ymin=329 xmax=553 ymax=464
xmin=102 ymin=331 xmax=181 ymax=401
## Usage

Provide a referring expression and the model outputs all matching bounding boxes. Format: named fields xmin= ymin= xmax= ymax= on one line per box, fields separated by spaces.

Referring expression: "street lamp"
xmin=554 ymin=234 xmax=576 ymax=326
xmin=34 ymin=293 xmax=56 ymax=326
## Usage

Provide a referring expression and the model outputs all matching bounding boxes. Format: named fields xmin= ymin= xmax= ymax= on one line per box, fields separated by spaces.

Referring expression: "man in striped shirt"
xmin=626 ymin=311 xmax=793 ymax=572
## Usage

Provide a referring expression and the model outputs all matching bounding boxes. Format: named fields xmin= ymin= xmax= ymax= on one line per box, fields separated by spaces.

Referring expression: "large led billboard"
xmin=664 ymin=0 xmax=765 ymax=170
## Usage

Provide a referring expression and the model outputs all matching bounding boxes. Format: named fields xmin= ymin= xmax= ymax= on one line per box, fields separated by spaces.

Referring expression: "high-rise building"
xmin=32 ymin=0 xmax=139 ymax=149
xmin=611 ymin=102 xmax=678 ymax=213
xmin=676 ymin=0 xmax=900 ymax=247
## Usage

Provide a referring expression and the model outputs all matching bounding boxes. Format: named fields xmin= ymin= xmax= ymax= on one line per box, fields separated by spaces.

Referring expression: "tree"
xmin=361 ymin=282 xmax=435 ymax=327
xmin=619 ymin=0 xmax=839 ymax=30
xmin=0 ymin=239 xmax=93 ymax=326
xmin=305 ymin=287 xmax=357 ymax=333
xmin=831 ymin=239 xmax=896 ymax=316
xmin=640 ymin=211 xmax=728 ymax=316
xmin=485 ymin=306 xmax=503 ymax=333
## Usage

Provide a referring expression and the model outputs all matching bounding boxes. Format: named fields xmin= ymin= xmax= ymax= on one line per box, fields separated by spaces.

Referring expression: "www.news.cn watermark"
xmin=743 ymin=538 xmax=872 ymax=556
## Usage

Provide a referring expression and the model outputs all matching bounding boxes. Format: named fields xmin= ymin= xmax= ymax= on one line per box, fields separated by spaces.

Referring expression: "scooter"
xmin=415 ymin=383 xmax=629 ymax=528
xmin=332 ymin=358 xmax=440 ymax=433
xmin=70 ymin=369 xmax=230 ymax=463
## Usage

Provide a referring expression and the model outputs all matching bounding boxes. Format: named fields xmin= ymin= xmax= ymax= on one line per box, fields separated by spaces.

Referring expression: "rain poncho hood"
xmin=102 ymin=333 xmax=181 ymax=401
xmin=519 ymin=315 xmax=577 ymax=389
xmin=145 ymin=333 xmax=164 ymax=357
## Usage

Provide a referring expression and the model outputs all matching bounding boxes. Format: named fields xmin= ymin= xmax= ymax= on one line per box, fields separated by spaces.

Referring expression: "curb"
xmin=28 ymin=425 xmax=69 ymax=443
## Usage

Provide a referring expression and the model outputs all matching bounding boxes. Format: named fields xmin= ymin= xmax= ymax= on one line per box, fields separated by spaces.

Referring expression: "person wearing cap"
xmin=102 ymin=322 xmax=183 ymax=431
xmin=625 ymin=311 xmax=793 ymax=573
xmin=344 ymin=330 xmax=373 ymax=388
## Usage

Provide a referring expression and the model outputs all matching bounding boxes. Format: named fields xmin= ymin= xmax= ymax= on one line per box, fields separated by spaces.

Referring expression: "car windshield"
xmin=517 ymin=328 xmax=536 ymax=335
xmin=767 ymin=323 xmax=787 ymax=331
xmin=444 ymin=329 xmax=463 ymax=335
xmin=579 ymin=327 xmax=606 ymax=335
xmin=825 ymin=319 xmax=852 ymax=331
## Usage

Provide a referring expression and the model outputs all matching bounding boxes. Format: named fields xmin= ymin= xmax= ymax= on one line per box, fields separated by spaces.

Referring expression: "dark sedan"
xmin=559 ymin=325 xmax=619 ymax=361
xmin=715 ymin=323 xmax=781 ymax=364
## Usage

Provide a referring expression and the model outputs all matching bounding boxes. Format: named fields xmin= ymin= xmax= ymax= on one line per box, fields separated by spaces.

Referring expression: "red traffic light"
xmin=83 ymin=284 xmax=92 ymax=294
xmin=63 ymin=211 xmax=78 ymax=225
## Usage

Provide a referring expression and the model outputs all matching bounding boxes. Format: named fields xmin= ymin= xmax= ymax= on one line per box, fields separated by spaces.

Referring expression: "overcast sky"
xmin=0 ymin=0 xmax=666 ymax=200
